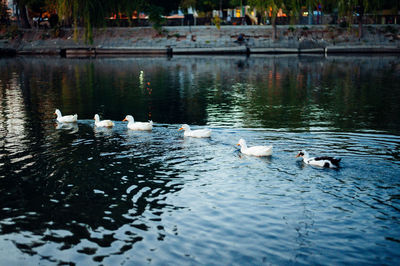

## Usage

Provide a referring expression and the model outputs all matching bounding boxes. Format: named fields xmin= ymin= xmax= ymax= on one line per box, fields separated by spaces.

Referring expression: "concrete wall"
xmin=1 ymin=25 xmax=400 ymax=55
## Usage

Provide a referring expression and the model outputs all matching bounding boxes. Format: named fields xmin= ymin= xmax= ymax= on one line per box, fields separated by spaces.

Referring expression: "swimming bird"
xmin=296 ymin=150 xmax=341 ymax=168
xmin=94 ymin=114 xmax=114 ymax=128
xmin=54 ymin=109 xmax=78 ymax=123
xmin=178 ymin=124 xmax=211 ymax=138
xmin=237 ymin=138 xmax=273 ymax=157
xmin=122 ymin=115 xmax=153 ymax=131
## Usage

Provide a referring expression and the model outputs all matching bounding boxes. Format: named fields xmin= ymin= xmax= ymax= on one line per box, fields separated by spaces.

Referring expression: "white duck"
xmin=178 ymin=124 xmax=211 ymax=138
xmin=237 ymin=138 xmax=273 ymax=157
xmin=54 ymin=109 xmax=78 ymax=123
xmin=296 ymin=150 xmax=341 ymax=168
xmin=123 ymin=115 xmax=153 ymax=131
xmin=94 ymin=114 xmax=114 ymax=128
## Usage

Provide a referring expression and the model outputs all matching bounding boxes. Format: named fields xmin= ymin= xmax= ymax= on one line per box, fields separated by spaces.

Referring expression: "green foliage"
xmin=84 ymin=15 xmax=93 ymax=44
xmin=49 ymin=0 xmax=181 ymax=42
xmin=286 ymin=0 xmax=301 ymax=25
xmin=9 ymin=0 xmax=398 ymax=43
xmin=147 ymin=5 xmax=166 ymax=34
xmin=180 ymin=0 xmax=197 ymax=9
xmin=212 ymin=15 xmax=221 ymax=30
xmin=337 ymin=0 xmax=380 ymax=24
xmin=230 ymin=0 xmax=246 ymax=7
xmin=248 ymin=0 xmax=285 ymax=39
xmin=196 ymin=0 xmax=232 ymax=12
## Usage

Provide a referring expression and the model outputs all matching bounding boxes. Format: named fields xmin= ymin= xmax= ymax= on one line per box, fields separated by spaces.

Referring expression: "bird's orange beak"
xmin=295 ymin=154 xmax=300 ymax=158
xmin=237 ymin=143 xmax=240 ymax=146
xmin=122 ymin=118 xmax=127 ymax=122
xmin=178 ymin=127 xmax=183 ymax=131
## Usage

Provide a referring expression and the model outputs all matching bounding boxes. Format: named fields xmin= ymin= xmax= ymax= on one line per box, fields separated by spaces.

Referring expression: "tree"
xmin=248 ymin=0 xmax=284 ymax=40
xmin=181 ymin=0 xmax=197 ymax=9
xmin=196 ymin=0 xmax=232 ymax=12
xmin=12 ymin=0 xmax=50 ymax=28
xmin=0 ymin=1 xmax=10 ymax=25
xmin=14 ymin=0 xmax=31 ymax=28
xmin=337 ymin=0 xmax=379 ymax=38
xmin=285 ymin=0 xmax=301 ymax=25
xmin=52 ymin=0 xmax=150 ymax=43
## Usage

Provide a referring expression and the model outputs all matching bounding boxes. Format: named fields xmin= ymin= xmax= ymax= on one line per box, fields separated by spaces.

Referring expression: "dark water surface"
xmin=1 ymin=55 xmax=400 ymax=265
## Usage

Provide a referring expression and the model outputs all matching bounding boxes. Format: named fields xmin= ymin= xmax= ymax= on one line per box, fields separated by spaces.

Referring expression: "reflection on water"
xmin=55 ymin=122 xmax=79 ymax=133
xmin=1 ymin=55 xmax=400 ymax=132
xmin=0 ymin=56 xmax=400 ymax=264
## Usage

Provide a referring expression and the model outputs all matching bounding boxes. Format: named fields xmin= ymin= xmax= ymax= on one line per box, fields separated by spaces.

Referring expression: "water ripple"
xmin=1 ymin=56 xmax=400 ymax=264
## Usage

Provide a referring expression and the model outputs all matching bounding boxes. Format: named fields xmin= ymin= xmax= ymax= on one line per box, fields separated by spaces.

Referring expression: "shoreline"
xmin=2 ymin=46 xmax=400 ymax=57
xmin=1 ymin=25 xmax=400 ymax=57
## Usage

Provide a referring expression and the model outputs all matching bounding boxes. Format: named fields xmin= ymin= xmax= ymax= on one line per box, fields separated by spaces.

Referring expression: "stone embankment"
xmin=1 ymin=25 xmax=400 ymax=56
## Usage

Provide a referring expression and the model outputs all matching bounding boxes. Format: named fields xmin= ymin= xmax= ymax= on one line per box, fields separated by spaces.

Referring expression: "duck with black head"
xmin=296 ymin=150 xmax=341 ymax=168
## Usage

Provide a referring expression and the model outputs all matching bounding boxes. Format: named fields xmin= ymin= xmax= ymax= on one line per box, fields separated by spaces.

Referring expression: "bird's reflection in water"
xmin=55 ymin=122 xmax=79 ymax=133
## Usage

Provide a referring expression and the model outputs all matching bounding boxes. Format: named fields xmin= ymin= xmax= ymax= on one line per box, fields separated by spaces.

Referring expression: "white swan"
xmin=123 ymin=115 xmax=153 ymax=131
xmin=296 ymin=150 xmax=341 ymax=168
xmin=94 ymin=114 xmax=114 ymax=128
xmin=237 ymin=138 xmax=273 ymax=157
xmin=54 ymin=109 xmax=78 ymax=123
xmin=178 ymin=124 xmax=211 ymax=138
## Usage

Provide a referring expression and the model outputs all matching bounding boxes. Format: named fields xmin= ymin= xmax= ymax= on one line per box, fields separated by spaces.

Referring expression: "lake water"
xmin=0 ymin=55 xmax=400 ymax=265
